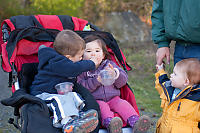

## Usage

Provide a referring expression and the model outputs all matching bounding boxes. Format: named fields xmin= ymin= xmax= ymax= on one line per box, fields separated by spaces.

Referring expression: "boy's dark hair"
xmin=53 ymin=30 xmax=85 ymax=57
xmin=84 ymin=35 xmax=111 ymax=60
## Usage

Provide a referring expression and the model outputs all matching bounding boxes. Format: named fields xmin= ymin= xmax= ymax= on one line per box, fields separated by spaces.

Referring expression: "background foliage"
xmin=30 ymin=0 xmax=84 ymax=16
xmin=0 ymin=0 xmax=153 ymax=24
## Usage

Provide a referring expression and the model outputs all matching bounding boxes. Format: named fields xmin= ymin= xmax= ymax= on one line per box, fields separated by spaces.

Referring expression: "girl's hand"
xmin=105 ymin=63 xmax=114 ymax=70
xmin=97 ymin=75 xmax=102 ymax=83
xmin=105 ymin=63 xmax=120 ymax=79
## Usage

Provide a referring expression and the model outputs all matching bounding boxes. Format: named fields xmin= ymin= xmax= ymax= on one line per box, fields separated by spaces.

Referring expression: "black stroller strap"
xmin=30 ymin=15 xmax=43 ymax=28
xmin=8 ymin=72 xmax=12 ymax=87
xmin=57 ymin=15 xmax=74 ymax=30
xmin=10 ymin=15 xmax=43 ymax=29
xmin=8 ymin=63 xmax=17 ymax=87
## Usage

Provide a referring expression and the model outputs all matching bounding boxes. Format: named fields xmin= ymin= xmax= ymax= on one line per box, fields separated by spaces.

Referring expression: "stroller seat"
xmin=19 ymin=63 xmax=133 ymax=133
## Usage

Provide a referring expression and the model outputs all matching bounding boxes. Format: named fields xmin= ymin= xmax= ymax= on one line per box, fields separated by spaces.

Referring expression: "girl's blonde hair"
xmin=176 ymin=58 xmax=200 ymax=85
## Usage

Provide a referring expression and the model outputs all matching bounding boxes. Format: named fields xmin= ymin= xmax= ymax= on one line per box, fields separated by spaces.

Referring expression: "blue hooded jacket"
xmin=30 ymin=47 xmax=95 ymax=96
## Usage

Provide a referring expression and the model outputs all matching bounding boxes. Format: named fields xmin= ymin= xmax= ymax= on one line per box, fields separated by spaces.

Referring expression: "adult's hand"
xmin=156 ymin=47 xmax=170 ymax=65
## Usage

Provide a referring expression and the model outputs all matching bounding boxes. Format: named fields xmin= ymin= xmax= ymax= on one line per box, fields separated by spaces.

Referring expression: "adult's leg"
xmin=73 ymin=83 xmax=100 ymax=133
xmin=174 ymin=43 xmax=200 ymax=65
xmin=174 ymin=43 xmax=185 ymax=65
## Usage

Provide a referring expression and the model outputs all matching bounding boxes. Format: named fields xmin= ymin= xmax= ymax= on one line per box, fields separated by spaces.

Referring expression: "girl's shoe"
xmin=108 ymin=117 xmax=123 ymax=133
xmin=133 ymin=115 xmax=151 ymax=133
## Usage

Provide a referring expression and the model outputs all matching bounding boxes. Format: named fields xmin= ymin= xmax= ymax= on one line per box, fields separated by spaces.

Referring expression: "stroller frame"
xmin=0 ymin=15 xmax=139 ymax=133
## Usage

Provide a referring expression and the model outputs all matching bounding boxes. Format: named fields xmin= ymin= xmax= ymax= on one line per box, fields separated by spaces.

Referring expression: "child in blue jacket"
xmin=30 ymin=30 xmax=100 ymax=133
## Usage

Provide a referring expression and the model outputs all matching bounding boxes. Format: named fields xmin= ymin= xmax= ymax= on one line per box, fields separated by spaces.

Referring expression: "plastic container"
xmin=55 ymin=82 xmax=74 ymax=95
xmin=99 ymin=69 xmax=117 ymax=86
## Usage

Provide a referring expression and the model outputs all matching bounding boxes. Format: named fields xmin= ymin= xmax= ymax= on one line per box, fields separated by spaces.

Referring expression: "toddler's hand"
xmin=156 ymin=63 xmax=165 ymax=71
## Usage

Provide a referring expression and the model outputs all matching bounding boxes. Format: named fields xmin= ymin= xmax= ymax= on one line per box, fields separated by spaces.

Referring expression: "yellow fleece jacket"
xmin=155 ymin=69 xmax=200 ymax=133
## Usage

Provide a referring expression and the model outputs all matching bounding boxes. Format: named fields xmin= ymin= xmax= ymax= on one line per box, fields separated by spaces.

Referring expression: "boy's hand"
xmin=90 ymin=57 xmax=98 ymax=66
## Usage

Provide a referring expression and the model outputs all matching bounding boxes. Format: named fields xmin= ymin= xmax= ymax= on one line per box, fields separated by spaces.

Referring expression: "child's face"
xmin=66 ymin=50 xmax=84 ymax=62
xmin=83 ymin=40 xmax=105 ymax=67
xmin=170 ymin=65 xmax=187 ymax=90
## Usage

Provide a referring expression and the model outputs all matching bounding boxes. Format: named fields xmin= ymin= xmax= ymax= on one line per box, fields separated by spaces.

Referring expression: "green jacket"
xmin=151 ymin=0 xmax=200 ymax=48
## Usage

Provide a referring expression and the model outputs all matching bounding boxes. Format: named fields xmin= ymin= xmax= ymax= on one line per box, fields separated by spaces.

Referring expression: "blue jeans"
xmin=174 ymin=42 xmax=200 ymax=65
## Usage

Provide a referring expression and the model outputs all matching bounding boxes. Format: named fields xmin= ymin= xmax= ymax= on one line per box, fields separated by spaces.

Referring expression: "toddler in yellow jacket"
xmin=155 ymin=58 xmax=200 ymax=133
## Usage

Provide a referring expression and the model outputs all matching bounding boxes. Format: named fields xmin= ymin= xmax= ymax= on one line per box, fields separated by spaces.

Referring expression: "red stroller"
xmin=0 ymin=15 xmax=139 ymax=133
